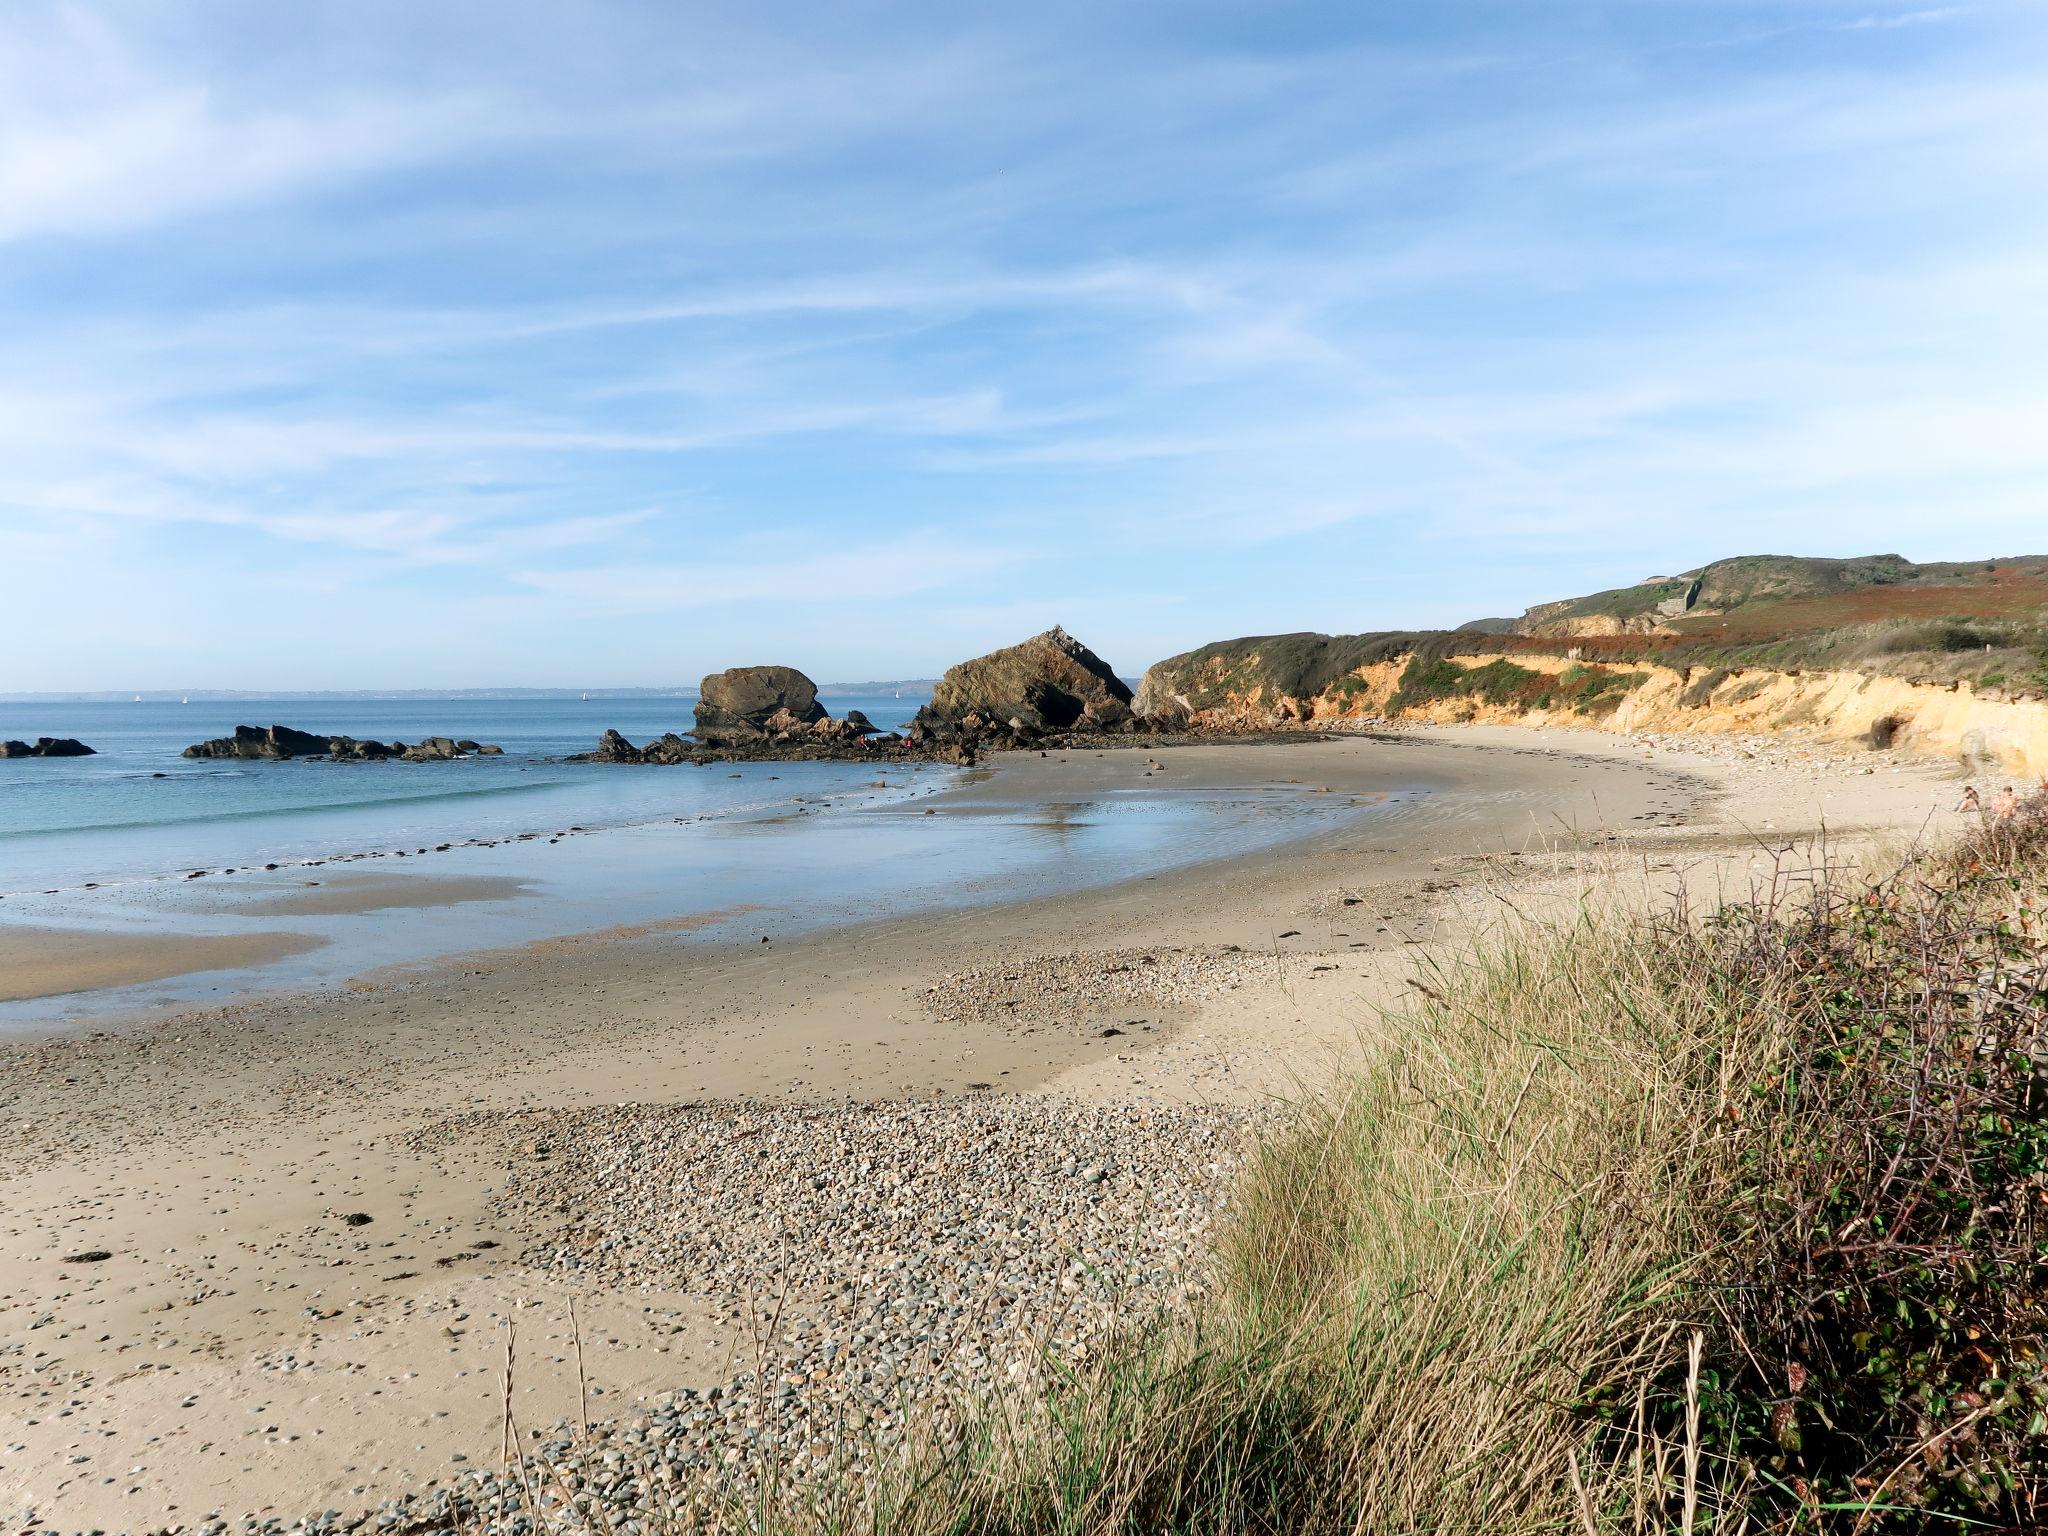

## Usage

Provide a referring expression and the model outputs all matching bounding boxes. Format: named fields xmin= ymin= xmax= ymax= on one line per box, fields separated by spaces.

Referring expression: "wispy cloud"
xmin=1 ymin=0 xmax=2044 ymax=686
xmin=1843 ymin=8 xmax=1968 ymax=32
xmin=510 ymin=534 xmax=1022 ymax=616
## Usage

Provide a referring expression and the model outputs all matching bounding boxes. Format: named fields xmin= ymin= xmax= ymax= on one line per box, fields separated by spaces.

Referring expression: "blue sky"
xmin=3 ymin=1 xmax=2045 ymax=689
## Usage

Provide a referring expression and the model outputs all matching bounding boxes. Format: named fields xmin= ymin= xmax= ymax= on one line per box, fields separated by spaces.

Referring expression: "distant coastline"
xmin=0 ymin=681 xmax=942 ymax=704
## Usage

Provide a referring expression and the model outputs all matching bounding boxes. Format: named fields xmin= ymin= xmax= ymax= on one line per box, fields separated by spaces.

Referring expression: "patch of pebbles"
xmin=491 ymin=1100 xmax=1252 ymax=1454
xmin=185 ymin=1098 xmax=1253 ymax=1536
xmin=922 ymin=946 xmax=1281 ymax=1034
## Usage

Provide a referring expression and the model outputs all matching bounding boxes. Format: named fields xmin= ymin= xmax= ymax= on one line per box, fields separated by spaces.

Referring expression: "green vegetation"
xmin=1138 ymin=553 xmax=2048 ymax=719
xmin=1537 ymin=576 xmax=1693 ymax=624
xmin=1387 ymin=654 xmax=1648 ymax=716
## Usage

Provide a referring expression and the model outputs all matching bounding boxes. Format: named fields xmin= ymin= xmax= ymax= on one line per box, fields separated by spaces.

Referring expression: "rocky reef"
xmin=579 ymin=632 xmax=1153 ymax=767
xmin=0 ymin=736 xmax=95 ymax=757
xmin=182 ymin=725 xmax=503 ymax=761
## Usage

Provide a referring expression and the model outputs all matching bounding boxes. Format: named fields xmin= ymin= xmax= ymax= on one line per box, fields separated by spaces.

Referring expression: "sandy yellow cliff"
xmin=1139 ymin=645 xmax=2048 ymax=779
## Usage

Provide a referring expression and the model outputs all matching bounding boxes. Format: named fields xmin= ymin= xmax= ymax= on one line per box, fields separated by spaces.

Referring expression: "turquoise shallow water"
xmin=0 ymin=695 xmax=927 ymax=893
xmin=0 ymin=697 xmax=1426 ymax=1030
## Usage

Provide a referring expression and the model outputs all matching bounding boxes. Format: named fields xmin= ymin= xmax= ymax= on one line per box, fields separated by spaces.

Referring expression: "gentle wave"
xmin=0 ymin=777 xmax=569 ymax=841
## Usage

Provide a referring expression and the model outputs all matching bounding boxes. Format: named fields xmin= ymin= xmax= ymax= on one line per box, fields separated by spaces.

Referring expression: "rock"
xmin=183 ymin=724 xmax=335 ymax=759
xmin=575 ymin=730 xmax=695 ymax=765
xmin=0 ymin=737 xmax=95 ymax=757
xmin=694 ymin=666 xmax=827 ymax=745
xmin=915 ymin=627 xmax=1136 ymax=746
xmin=841 ymin=710 xmax=880 ymax=736
xmin=640 ymin=733 xmax=696 ymax=764
xmin=182 ymin=725 xmax=497 ymax=760
xmin=328 ymin=736 xmax=396 ymax=761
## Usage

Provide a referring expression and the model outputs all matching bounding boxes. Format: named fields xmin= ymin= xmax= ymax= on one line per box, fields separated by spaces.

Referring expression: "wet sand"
xmin=0 ymin=928 xmax=325 ymax=1004
xmin=0 ymin=728 xmax=1995 ymax=1531
xmin=209 ymin=874 xmax=534 ymax=919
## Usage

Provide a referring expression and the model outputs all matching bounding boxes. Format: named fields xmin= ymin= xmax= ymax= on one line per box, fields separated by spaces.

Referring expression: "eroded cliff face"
xmin=1137 ymin=646 xmax=2048 ymax=778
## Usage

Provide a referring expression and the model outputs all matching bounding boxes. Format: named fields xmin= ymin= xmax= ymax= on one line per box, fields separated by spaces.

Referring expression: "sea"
xmin=0 ymin=695 xmax=930 ymax=893
xmin=0 ymin=695 xmax=1411 ymax=1026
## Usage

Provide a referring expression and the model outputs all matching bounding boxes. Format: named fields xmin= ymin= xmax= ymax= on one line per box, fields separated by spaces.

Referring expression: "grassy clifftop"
xmin=1139 ymin=553 xmax=2048 ymax=728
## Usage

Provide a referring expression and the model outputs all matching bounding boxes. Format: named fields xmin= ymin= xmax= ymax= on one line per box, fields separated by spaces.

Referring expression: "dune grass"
xmin=511 ymin=793 xmax=2048 ymax=1536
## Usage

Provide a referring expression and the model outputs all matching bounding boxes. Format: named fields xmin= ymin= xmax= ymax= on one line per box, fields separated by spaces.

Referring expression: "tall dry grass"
xmin=671 ymin=887 xmax=1773 ymax=1536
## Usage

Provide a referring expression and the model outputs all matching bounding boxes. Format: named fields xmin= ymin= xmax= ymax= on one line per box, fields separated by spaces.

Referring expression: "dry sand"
xmin=0 ymin=726 xmax=2005 ymax=1531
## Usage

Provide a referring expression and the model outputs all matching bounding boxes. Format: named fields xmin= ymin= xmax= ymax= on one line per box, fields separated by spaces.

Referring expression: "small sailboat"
xmin=181 ymin=696 xmax=189 ymax=705
xmin=582 ymin=691 xmax=590 ymax=701
xmin=133 ymin=694 xmax=142 ymax=703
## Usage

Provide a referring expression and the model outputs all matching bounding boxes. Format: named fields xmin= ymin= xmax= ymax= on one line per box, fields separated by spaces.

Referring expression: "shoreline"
xmin=0 ymin=727 xmax=1990 ymax=1531
xmin=0 ymin=742 xmax=1413 ymax=1028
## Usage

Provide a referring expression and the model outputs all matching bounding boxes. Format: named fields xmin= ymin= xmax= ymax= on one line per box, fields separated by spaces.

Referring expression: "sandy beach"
xmin=0 ymin=727 xmax=1996 ymax=1533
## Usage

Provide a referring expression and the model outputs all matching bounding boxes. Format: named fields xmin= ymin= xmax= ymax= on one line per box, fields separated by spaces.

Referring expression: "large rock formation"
xmin=183 ymin=725 xmax=501 ymax=761
xmin=694 ymin=666 xmax=827 ymax=746
xmin=918 ymin=627 xmax=1137 ymax=739
xmin=0 ymin=736 xmax=95 ymax=758
xmin=576 ymin=669 xmax=887 ymax=764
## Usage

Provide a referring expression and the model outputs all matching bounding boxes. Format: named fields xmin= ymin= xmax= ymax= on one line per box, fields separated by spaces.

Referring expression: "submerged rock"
xmin=0 ymin=736 xmax=96 ymax=757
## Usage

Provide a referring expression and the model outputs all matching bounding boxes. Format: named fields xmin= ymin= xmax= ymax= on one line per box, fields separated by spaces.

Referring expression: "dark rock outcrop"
xmin=0 ymin=736 xmax=96 ymax=758
xmin=694 ymin=666 xmax=827 ymax=746
xmin=184 ymin=724 xmax=335 ymax=760
xmin=328 ymin=737 xmax=396 ymax=761
xmin=183 ymin=725 xmax=500 ymax=761
xmin=912 ymin=627 xmax=1138 ymax=751
xmin=576 ymin=729 xmax=698 ymax=765
xmin=573 ymin=665 xmax=897 ymax=762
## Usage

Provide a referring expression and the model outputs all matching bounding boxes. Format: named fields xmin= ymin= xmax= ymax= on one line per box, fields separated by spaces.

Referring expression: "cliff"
xmin=1138 ymin=553 xmax=2048 ymax=778
xmin=1140 ymin=641 xmax=2048 ymax=776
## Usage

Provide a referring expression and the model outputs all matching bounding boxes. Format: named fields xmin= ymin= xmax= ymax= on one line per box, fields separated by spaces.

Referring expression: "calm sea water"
xmin=0 ymin=695 xmax=926 ymax=893
xmin=0 ymin=695 xmax=1422 ymax=1027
